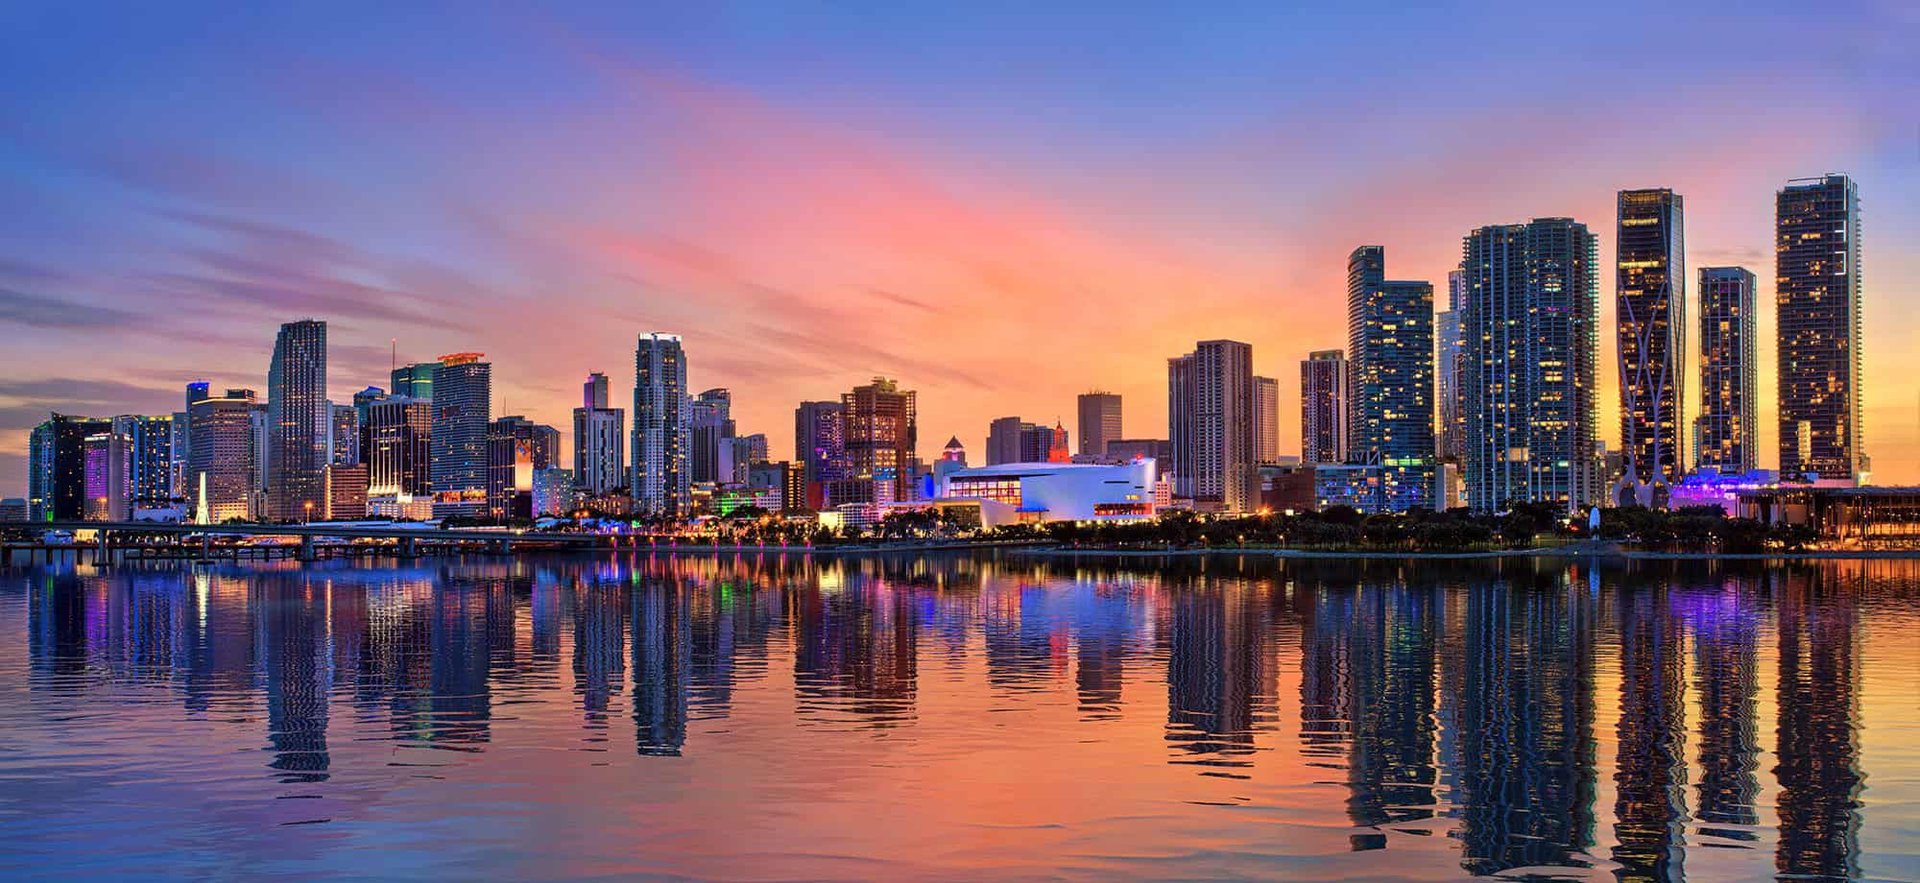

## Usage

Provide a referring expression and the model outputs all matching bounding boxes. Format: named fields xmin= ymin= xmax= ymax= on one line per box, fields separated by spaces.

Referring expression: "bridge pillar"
xmin=95 ymin=531 xmax=111 ymax=566
xmin=494 ymin=539 xmax=511 ymax=556
xmin=399 ymin=536 xmax=418 ymax=558
xmin=297 ymin=535 xmax=317 ymax=563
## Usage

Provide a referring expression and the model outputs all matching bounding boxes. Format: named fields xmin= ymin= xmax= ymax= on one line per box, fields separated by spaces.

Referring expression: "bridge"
xmin=0 ymin=520 xmax=617 ymax=564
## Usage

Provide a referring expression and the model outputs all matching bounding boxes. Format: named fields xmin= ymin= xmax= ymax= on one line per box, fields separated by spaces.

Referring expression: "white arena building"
xmin=934 ymin=459 xmax=1157 ymax=527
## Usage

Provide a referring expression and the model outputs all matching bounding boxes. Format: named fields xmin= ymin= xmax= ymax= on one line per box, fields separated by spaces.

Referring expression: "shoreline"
xmin=1006 ymin=545 xmax=1920 ymax=561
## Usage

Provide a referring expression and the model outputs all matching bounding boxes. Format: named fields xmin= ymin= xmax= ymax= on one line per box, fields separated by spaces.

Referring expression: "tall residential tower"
xmin=632 ymin=333 xmax=690 ymax=516
xmin=1696 ymin=267 xmax=1758 ymax=474
xmin=1615 ymin=188 xmax=1687 ymax=505
xmin=1347 ymin=246 xmax=1435 ymax=511
xmin=1776 ymin=174 xmax=1864 ymax=483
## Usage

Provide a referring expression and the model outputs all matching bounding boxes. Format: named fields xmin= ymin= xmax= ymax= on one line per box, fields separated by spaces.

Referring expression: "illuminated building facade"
xmin=1697 ymin=267 xmax=1758 ymax=474
xmin=1461 ymin=218 xmax=1600 ymax=512
xmin=841 ymin=377 xmax=917 ymax=504
xmin=82 ymin=430 xmax=129 ymax=521
xmin=1776 ymin=174 xmax=1864 ymax=482
xmin=936 ymin=459 xmax=1155 ymax=527
xmin=1300 ymin=349 xmax=1348 ymax=465
xmin=430 ymin=353 xmax=492 ymax=517
xmin=366 ymin=395 xmax=432 ymax=504
xmin=1169 ymin=339 xmax=1256 ymax=512
xmin=1077 ymin=391 xmax=1122 ymax=458
xmin=1347 ymin=246 xmax=1435 ymax=511
xmin=1615 ymin=188 xmax=1687 ymax=506
xmin=1436 ymin=269 xmax=1467 ymax=464
xmin=188 ymin=389 xmax=258 ymax=522
xmin=487 ymin=415 xmax=560 ymax=520
xmin=633 ymin=333 xmax=689 ymax=517
xmin=1253 ymin=375 xmax=1279 ymax=463
xmin=795 ymin=400 xmax=844 ymax=506
xmin=390 ymin=361 xmax=437 ymax=400
xmin=114 ymin=414 xmax=174 ymax=508
xmin=266 ymin=319 xmax=328 ymax=521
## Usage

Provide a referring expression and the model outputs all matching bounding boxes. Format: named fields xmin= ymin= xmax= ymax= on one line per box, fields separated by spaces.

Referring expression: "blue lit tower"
xmin=1347 ymin=246 xmax=1435 ymax=512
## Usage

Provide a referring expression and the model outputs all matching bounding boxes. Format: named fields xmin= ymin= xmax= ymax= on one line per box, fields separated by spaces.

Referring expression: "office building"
xmin=1105 ymin=439 xmax=1172 ymax=478
xmin=28 ymin=414 xmax=110 ymax=522
xmin=1461 ymin=218 xmax=1601 ymax=512
xmin=487 ymin=416 xmax=560 ymax=520
xmin=188 ymin=389 xmax=258 ymax=523
xmin=1347 ymin=246 xmax=1435 ymax=511
xmin=795 ymin=400 xmax=845 ymax=506
xmin=82 ymin=430 xmax=129 ymax=521
xmin=1169 ymin=339 xmax=1256 ymax=512
xmin=390 ymin=361 xmax=437 ymax=400
xmin=322 ymin=463 xmax=368 ymax=520
xmin=430 ymin=353 xmax=492 ymax=517
xmin=350 ymin=386 xmax=386 ymax=465
xmin=1301 ymin=350 xmax=1348 ymax=466
xmin=1253 ymin=376 xmax=1279 ymax=463
xmin=266 ymin=319 xmax=328 ymax=521
xmin=841 ymin=377 xmax=917 ymax=504
xmin=1436 ymin=269 xmax=1467 ymax=464
xmin=633 ymin=333 xmax=690 ymax=517
xmin=573 ymin=373 xmax=627 ymax=496
xmin=328 ymin=402 xmax=359 ymax=466
xmin=1077 ymin=392 xmax=1122 ymax=458
xmin=1776 ymin=174 xmax=1864 ymax=482
xmin=689 ymin=388 xmax=735 ymax=485
xmin=1696 ymin=267 xmax=1758 ymax=474
xmin=366 ymin=395 xmax=432 ymax=500
xmin=987 ymin=416 xmax=1024 ymax=466
xmin=532 ymin=466 xmax=575 ymax=517
xmin=114 ymin=414 xmax=174 ymax=509
xmin=1615 ymin=188 xmax=1688 ymax=505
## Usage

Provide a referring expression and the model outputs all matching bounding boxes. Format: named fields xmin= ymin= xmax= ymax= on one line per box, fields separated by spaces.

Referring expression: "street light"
xmin=303 ymin=501 xmax=314 ymax=524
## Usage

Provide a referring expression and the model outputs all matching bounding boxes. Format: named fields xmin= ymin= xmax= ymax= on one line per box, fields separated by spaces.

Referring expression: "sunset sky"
xmin=1 ymin=2 xmax=1913 ymax=491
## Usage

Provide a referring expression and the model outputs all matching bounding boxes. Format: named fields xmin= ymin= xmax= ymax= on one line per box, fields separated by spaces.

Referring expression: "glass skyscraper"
xmin=266 ymin=319 xmax=328 ymax=521
xmin=1300 ymin=349 xmax=1348 ymax=466
xmin=1776 ymin=174 xmax=1864 ymax=482
xmin=1696 ymin=266 xmax=1758 ymax=474
xmin=1461 ymin=218 xmax=1600 ymax=513
xmin=1615 ymin=188 xmax=1687 ymax=505
xmin=430 ymin=354 xmax=492 ymax=517
xmin=633 ymin=333 xmax=690 ymax=517
xmin=1347 ymin=246 xmax=1435 ymax=512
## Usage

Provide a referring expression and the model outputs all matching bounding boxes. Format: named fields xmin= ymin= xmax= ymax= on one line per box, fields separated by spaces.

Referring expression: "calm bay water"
xmin=1 ymin=553 xmax=1916 ymax=881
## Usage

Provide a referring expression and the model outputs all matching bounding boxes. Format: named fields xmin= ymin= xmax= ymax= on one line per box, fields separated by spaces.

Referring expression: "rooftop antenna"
xmin=390 ymin=338 xmax=397 ymax=374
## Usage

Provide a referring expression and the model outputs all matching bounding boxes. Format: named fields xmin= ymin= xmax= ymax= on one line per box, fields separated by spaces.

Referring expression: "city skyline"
xmin=0 ymin=6 xmax=1912 ymax=495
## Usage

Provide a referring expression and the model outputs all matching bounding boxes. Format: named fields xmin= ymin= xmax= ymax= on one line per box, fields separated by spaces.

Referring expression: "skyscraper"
xmin=366 ymin=396 xmax=432 ymax=502
xmin=328 ymin=402 xmax=359 ymax=466
xmin=1615 ymin=188 xmax=1687 ymax=505
xmin=632 ymin=333 xmax=689 ymax=517
xmin=28 ymin=414 xmax=110 ymax=522
xmin=1169 ymin=340 xmax=1255 ymax=512
xmin=114 ymin=414 xmax=174 ymax=509
xmin=1300 ymin=350 xmax=1348 ymax=465
xmin=1249 ymin=375 xmax=1277 ymax=464
xmin=430 ymin=353 xmax=492 ymax=517
xmin=487 ymin=416 xmax=560 ymax=520
xmin=573 ymin=372 xmax=626 ymax=496
xmin=82 ymin=429 xmax=129 ymax=521
xmin=841 ymin=377 xmax=917 ymax=503
xmin=1696 ymin=267 xmax=1758 ymax=474
xmin=1461 ymin=218 xmax=1600 ymax=513
xmin=267 ymin=319 xmax=328 ymax=521
xmin=1436 ymin=269 xmax=1467 ymax=465
xmin=390 ymin=361 xmax=438 ymax=400
xmin=350 ymin=386 xmax=386 ymax=466
xmin=188 ymin=389 xmax=258 ymax=523
xmin=1077 ymin=392 xmax=1122 ymax=458
xmin=689 ymin=388 xmax=735 ymax=485
xmin=1776 ymin=174 xmax=1864 ymax=483
xmin=987 ymin=416 xmax=1025 ymax=466
xmin=795 ymin=400 xmax=845 ymax=504
xmin=1347 ymin=246 xmax=1435 ymax=511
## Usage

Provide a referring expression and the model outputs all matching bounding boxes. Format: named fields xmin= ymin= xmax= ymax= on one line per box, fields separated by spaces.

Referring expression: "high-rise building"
xmin=28 ymin=414 xmax=110 ymax=522
xmin=987 ymin=416 xmax=1025 ymax=466
xmin=689 ymin=388 xmax=735 ymax=485
xmin=188 ymin=389 xmax=258 ymax=523
xmin=795 ymin=400 xmax=844 ymax=506
xmin=1168 ymin=340 xmax=1255 ymax=512
xmin=390 ymin=361 xmax=438 ymax=401
xmin=487 ymin=416 xmax=560 ymax=520
xmin=573 ymin=373 xmax=627 ymax=496
xmin=1696 ymin=267 xmax=1759 ymax=474
xmin=632 ymin=333 xmax=689 ymax=517
xmin=1077 ymin=392 xmax=1122 ymax=458
xmin=1436 ymin=269 xmax=1467 ymax=465
xmin=430 ymin=353 xmax=492 ymax=517
xmin=841 ymin=377 xmax=917 ymax=503
xmin=350 ymin=386 xmax=386 ymax=466
xmin=81 ymin=430 xmax=129 ymax=521
xmin=266 ymin=319 xmax=328 ymax=521
xmin=366 ymin=396 xmax=432 ymax=501
xmin=1776 ymin=174 xmax=1864 ymax=483
xmin=1615 ymin=188 xmax=1688 ymax=505
xmin=322 ymin=463 xmax=368 ymax=520
xmin=1300 ymin=350 xmax=1348 ymax=466
xmin=328 ymin=402 xmax=359 ymax=466
xmin=1019 ymin=422 xmax=1061 ymax=463
xmin=1461 ymin=218 xmax=1601 ymax=512
xmin=1105 ymin=439 xmax=1173 ymax=478
xmin=1253 ymin=376 xmax=1279 ymax=463
xmin=1347 ymin=246 xmax=1435 ymax=511
xmin=114 ymin=414 xmax=174 ymax=509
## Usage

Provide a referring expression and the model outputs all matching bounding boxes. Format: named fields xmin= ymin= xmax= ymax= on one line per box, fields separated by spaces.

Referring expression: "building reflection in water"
xmin=8 ymin=555 xmax=1891 ymax=878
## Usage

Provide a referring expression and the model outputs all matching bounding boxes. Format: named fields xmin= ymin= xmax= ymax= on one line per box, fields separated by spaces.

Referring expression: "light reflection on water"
xmin=0 ymin=553 xmax=1916 ymax=881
